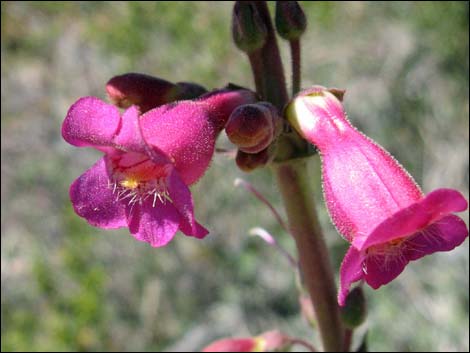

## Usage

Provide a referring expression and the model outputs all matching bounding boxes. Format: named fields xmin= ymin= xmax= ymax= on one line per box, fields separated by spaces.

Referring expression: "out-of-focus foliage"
xmin=1 ymin=2 xmax=468 ymax=351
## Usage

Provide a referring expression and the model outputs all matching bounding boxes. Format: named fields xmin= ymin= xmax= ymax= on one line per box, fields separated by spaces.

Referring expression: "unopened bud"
xmin=106 ymin=73 xmax=207 ymax=113
xmin=340 ymin=286 xmax=367 ymax=329
xmin=236 ymin=148 xmax=270 ymax=172
xmin=275 ymin=1 xmax=307 ymax=40
xmin=226 ymin=102 xmax=282 ymax=153
xmin=232 ymin=1 xmax=268 ymax=53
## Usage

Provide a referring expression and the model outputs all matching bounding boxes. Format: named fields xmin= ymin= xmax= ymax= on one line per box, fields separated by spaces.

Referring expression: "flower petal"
xmin=353 ymin=188 xmax=468 ymax=251
xmin=62 ymin=97 xmax=121 ymax=148
xmin=421 ymin=188 xmax=468 ymax=216
xmin=141 ymin=101 xmax=218 ymax=185
xmin=405 ymin=215 xmax=468 ymax=261
xmin=69 ymin=157 xmax=127 ymax=229
xmin=113 ymin=105 xmax=170 ymax=165
xmin=338 ymin=246 xmax=364 ymax=306
xmin=363 ymin=251 xmax=408 ymax=289
xmin=353 ymin=214 xmax=467 ymax=291
xmin=189 ymin=221 xmax=210 ymax=239
xmin=113 ymin=105 xmax=147 ymax=152
xmin=167 ymin=168 xmax=209 ymax=238
xmin=353 ymin=201 xmax=428 ymax=251
xmin=287 ymin=87 xmax=423 ymax=241
xmin=202 ymin=338 xmax=260 ymax=352
xmin=322 ymin=132 xmax=423 ymax=243
xmin=126 ymin=200 xmax=180 ymax=247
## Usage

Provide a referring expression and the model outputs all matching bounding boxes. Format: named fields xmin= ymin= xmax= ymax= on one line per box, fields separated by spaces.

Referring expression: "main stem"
xmin=275 ymin=160 xmax=344 ymax=351
xmin=243 ymin=2 xmax=344 ymax=350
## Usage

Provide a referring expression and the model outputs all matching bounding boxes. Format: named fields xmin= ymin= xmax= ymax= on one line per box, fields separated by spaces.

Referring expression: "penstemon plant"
xmin=61 ymin=2 xmax=468 ymax=352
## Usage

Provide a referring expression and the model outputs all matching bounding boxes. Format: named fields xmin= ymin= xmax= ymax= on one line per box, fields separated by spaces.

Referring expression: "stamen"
xmin=128 ymin=193 xmax=139 ymax=206
xmin=109 ymin=175 xmax=172 ymax=208
xmin=153 ymin=192 xmax=158 ymax=207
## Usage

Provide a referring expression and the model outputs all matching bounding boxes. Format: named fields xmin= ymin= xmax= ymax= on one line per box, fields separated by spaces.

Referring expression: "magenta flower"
xmin=202 ymin=337 xmax=261 ymax=352
xmin=63 ymin=87 xmax=256 ymax=247
xmin=286 ymin=86 xmax=469 ymax=305
xmin=202 ymin=330 xmax=291 ymax=352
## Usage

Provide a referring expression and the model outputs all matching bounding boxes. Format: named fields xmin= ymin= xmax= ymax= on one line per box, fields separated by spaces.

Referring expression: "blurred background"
xmin=1 ymin=1 xmax=468 ymax=351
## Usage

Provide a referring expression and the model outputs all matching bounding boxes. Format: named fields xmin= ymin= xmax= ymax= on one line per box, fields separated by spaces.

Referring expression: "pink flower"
xmin=286 ymin=86 xmax=469 ymax=305
xmin=63 ymin=87 xmax=256 ymax=247
xmin=202 ymin=337 xmax=261 ymax=352
xmin=202 ymin=330 xmax=290 ymax=352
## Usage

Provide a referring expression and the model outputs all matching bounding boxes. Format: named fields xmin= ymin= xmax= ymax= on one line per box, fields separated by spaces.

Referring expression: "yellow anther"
xmin=120 ymin=178 xmax=139 ymax=190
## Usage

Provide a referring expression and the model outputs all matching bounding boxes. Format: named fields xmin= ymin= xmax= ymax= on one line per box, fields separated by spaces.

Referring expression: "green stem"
xmin=275 ymin=160 xmax=345 ymax=352
xmin=290 ymin=38 xmax=301 ymax=95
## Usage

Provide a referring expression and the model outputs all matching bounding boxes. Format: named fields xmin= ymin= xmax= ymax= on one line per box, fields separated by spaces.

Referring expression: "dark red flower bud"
xmin=106 ymin=73 xmax=207 ymax=113
xmin=232 ymin=1 xmax=268 ymax=53
xmin=275 ymin=1 xmax=307 ymax=40
xmin=226 ymin=102 xmax=282 ymax=154
xmin=236 ymin=148 xmax=270 ymax=172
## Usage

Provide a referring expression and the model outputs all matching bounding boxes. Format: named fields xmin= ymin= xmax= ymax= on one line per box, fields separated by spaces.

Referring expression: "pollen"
xmin=120 ymin=177 xmax=140 ymax=190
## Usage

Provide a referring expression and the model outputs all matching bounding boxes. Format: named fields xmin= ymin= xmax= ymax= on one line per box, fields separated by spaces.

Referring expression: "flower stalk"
xmin=235 ymin=2 xmax=346 ymax=350
xmin=274 ymin=1 xmax=307 ymax=95
xmin=275 ymin=160 xmax=344 ymax=351
xmin=251 ymin=1 xmax=288 ymax=109
xmin=290 ymin=38 xmax=301 ymax=95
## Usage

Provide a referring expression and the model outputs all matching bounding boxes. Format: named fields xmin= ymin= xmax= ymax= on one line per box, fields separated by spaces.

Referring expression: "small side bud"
xmin=232 ymin=1 xmax=268 ymax=53
xmin=106 ymin=73 xmax=207 ymax=113
xmin=226 ymin=102 xmax=282 ymax=153
xmin=340 ymin=286 xmax=367 ymax=329
xmin=275 ymin=1 xmax=307 ymax=40
xmin=236 ymin=148 xmax=270 ymax=172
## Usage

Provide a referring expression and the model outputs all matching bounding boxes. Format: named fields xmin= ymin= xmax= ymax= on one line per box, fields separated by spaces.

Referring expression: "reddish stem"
xmin=275 ymin=160 xmax=345 ymax=351
xmin=290 ymin=38 xmax=301 ymax=95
